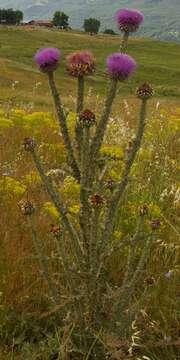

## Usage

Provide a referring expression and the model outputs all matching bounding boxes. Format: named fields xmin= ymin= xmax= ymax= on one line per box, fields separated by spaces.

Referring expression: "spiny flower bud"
xmin=115 ymin=9 xmax=144 ymax=33
xmin=23 ymin=137 xmax=36 ymax=152
xmin=151 ymin=219 xmax=161 ymax=230
xmin=66 ymin=51 xmax=95 ymax=77
xmin=19 ymin=200 xmax=35 ymax=216
xmin=139 ymin=204 xmax=149 ymax=216
xmin=145 ymin=276 xmax=156 ymax=286
xmin=106 ymin=178 xmax=116 ymax=192
xmin=136 ymin=83 xmax=154 ymax=100
xmin=50 ymin=224 xmax=63 ymax=238
xmin=78 ymin=109 xmax=96 ymax=127
xmin=88 ymin=193 xmax=105 ymax=207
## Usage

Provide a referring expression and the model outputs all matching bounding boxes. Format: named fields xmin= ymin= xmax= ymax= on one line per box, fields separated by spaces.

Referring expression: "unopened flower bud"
xmin=145 ymin=276 xmax=156 ymax=286
xmin=106 ymin=178 xmax=115 ymax=191
xmin=136 ymin=83 xmax=154 ymax=100
xmin=139 ymin=204 xmax=149 ymax=216
xmin=50 ymin=224 xmax=63 ymax=238
xmin=23 ymin=138 xmax=36 ymax=152
xmin=151 ymin=218 xmax=161 ymax=230
xmin=88 ymin=193 xmax=105 ymax=207
xmin=78 ymin=109 xmax=96 ymax=128
xmin=19 ymin=200 xmax=35 ymax=216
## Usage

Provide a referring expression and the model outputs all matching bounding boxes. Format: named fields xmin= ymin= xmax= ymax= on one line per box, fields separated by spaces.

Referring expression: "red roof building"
xmin=25 ymin=20 xmax=53 ymax=28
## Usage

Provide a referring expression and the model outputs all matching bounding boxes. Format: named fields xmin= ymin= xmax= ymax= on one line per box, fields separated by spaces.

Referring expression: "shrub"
xmin=103 ymin=29 xmax=117 ymax=35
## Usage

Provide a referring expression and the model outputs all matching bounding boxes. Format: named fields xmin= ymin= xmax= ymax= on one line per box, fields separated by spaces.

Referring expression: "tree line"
xmin=52 ymin=11 xmax=116 ymax=35
xmin=0 ymin=8 xmax=23 ymax=25
xmin=0 ymin=8 xmax=116 ymax=35
xmin=52 ymin=11 xmax=101 ymax=34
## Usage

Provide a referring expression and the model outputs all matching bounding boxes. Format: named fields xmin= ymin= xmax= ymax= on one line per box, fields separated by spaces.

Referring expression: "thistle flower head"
xmin=34 ymin=48 xmax=60 ymax=73
xmin=106 ymin=53 xmax=136 ymax=81
xmin=50 ymin=224 xmax=63 ymax=238
xmin=115 ymin=8 xmax=144 ymax=33
xmin=78 ymin=109 xmax=96 ymax=127
xmin=23 ymin=137 xmax=36 ymax=152
xmin=151 ymin=219 xmax=161 ymax=230
xmin=139 ymin=204 xmax=149 ymax=216
xmin=106 ymin=178 xmax=115 ymax=192
xmin=145 ymin=276 xmax=156 ymax=286
xmin=88 ymin=193 xmax=105 ymax=207
xmin=136 ymin=83 xmax=154 ymax=100
xmin=19 ymin=200 xmax=35 ymax=216
xmin=66 ymin=51 xmax=95 ymax=77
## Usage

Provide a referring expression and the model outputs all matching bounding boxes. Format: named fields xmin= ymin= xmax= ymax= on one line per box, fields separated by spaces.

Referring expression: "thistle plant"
xmin=21 ymin=8 xmax=159 ymax=356
xmin=115 ymin=8 xmax=144 ymax=52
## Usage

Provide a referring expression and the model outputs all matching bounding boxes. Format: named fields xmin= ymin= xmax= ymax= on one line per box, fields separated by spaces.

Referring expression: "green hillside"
xmin=0 ymin=26 xmax=180 ymax=109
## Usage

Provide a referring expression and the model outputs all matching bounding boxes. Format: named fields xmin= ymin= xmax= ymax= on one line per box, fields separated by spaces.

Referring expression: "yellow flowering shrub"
xmin=10 ymin=109 xmax=27 ymax=127
xmin=100 ymin=144 xmax=124 ymax=159
xmin=62 ymin=176 xmax=80 ymax=202
xmin=23 ymin=112 xmax=58 ymax=131
xmin=0 ymin=109 xmax=59 ymax=133
xmin=42 ymin=202 xmax=60 ymax=221
xmin=0 ymin=118 xmax=14 ymax=128
xmin=40 ymin=143 xmax=66 ymax=164
xmin=0 ymin=177 xmax=26 ymax=200
xmin=23 ymin=171 xmax=41 ymax=186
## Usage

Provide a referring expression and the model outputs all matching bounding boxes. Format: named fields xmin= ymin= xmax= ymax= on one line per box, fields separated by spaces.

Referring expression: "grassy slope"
xmin=0 ymin=26 xmax=180 ymax=110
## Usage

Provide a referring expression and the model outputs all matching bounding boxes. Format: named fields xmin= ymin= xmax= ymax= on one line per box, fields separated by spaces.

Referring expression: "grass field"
xmin=0 ymin=26 xmax=179 ymax=359
xmin=1 ymin=26 xmax=180 ymax=110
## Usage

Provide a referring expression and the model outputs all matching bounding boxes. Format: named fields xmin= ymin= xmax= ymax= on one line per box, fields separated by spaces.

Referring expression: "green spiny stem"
xmin=79 ymin=126 xmax=91 ymax=254
xmin=79 ymin=126 xmax=95 ymax=319
xmin=120 ymin=31 xmax=129 ymax=52
xmin=99 ymin=99 xmax=148 ymax=257
xmin=31 ymin=149 xmax=83 ymax=263
xmin=88 ymin=207 xmax=101 ymax=324
xmin=28 ymin=215 xmax=58 ymax=304
xmin=48 ymin=72 xmax=80 ymax=182
xmin=90 ymin=207 xmax=100 ymax=274
xmin=115 ymin=233 xmax=154 ymax=316
xmin=77 ymin=76 xmax=84 ymax=113
xmin=75 ymin=76 xmax=84 ymax=163
xmin=54 ymin=234 xmax=85 ymax=325
xmin=55 ymin=234 xmax=73 ymax=291
xmin=89 ymin=79 xmax=118 ymax=175
xmin=121 ymin=217 xmax=144 ymax=290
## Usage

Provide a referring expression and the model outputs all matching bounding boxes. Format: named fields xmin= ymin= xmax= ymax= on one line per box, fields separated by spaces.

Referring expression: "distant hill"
xmin=0 ymin=0 xmax=180 ymax=41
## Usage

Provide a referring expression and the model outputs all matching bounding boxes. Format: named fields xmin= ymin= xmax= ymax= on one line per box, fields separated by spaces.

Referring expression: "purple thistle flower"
xmin=115 ymin=8 xmax=144 ymax=33
xmin=106 ymin=53 xmax=136 ymax=81
xmin=34 ymin=48 xmax=60 ymax=73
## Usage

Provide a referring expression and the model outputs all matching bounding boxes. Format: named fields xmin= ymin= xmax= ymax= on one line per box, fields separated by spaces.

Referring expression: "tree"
xmin=15 ymin=10 xmax=23 ymax=25
xmin=83 ymin=18 xmax=101 ymax=35
xmin=52 ymin=11 xmax=69 ymax=29
xmin=0 ymin=8 xmax=23 ymax=25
